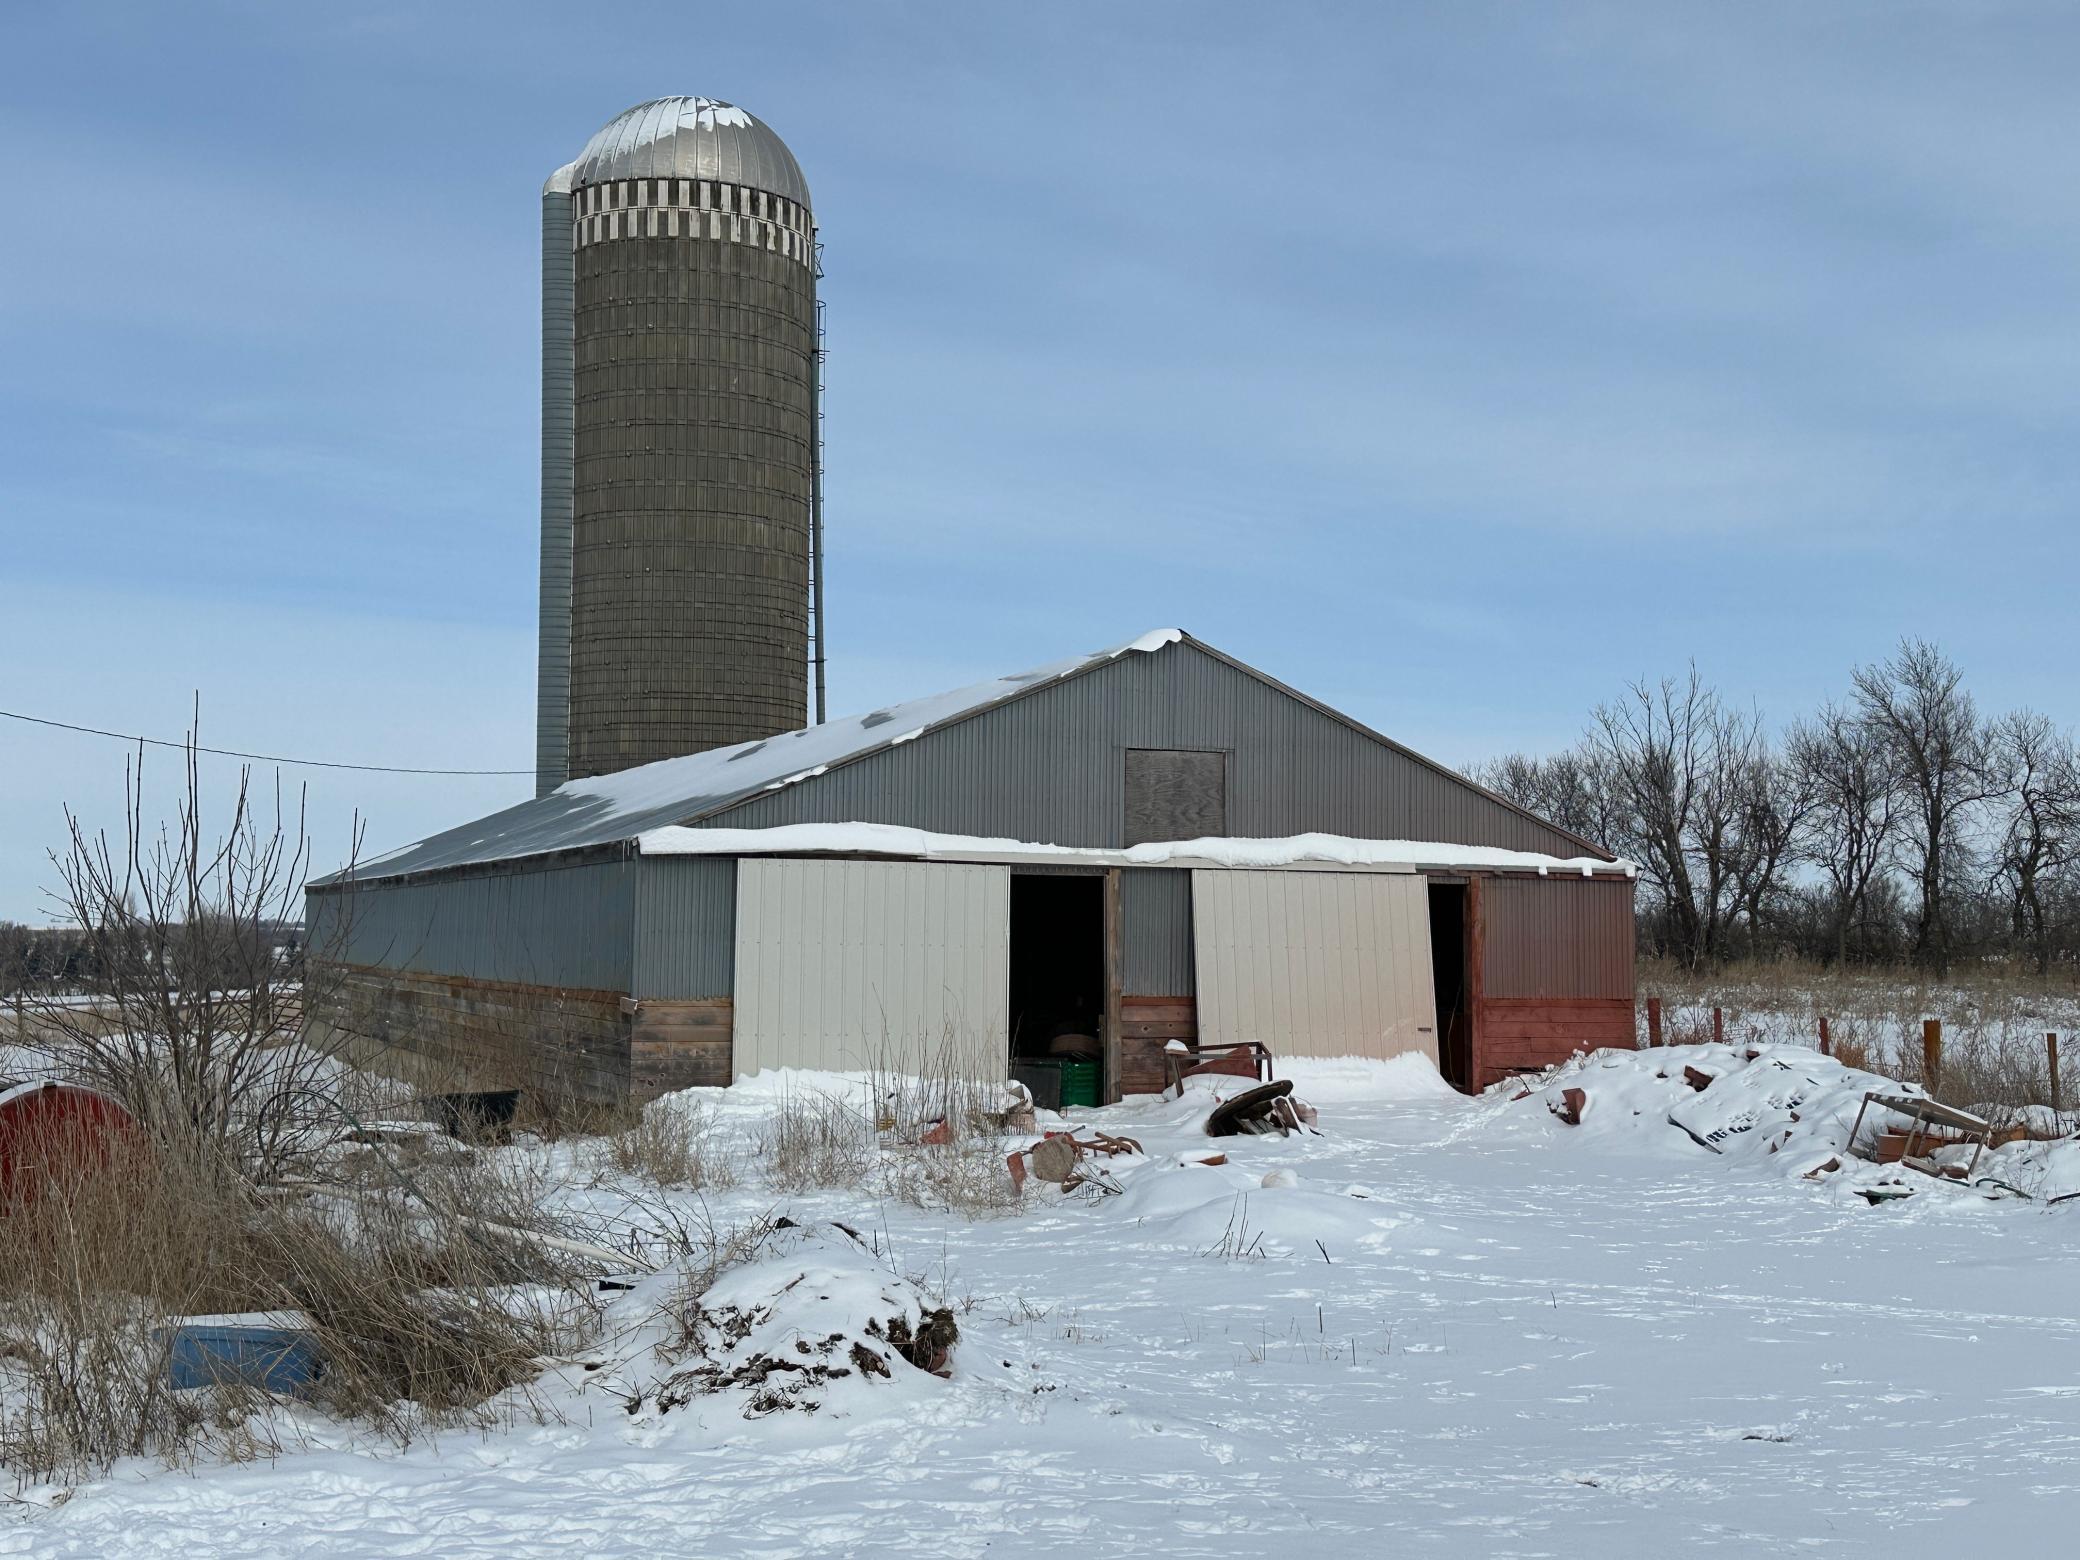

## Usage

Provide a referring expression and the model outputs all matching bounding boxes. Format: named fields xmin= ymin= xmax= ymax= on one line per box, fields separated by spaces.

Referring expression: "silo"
xmin=537 ymin=97 xmax=819 ymax=791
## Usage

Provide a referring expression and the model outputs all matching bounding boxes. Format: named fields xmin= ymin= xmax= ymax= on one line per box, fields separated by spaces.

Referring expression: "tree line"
xmin=0 ymin=917 xmax=304 ymax=999
xmin=1478 ymin=640 xmax=2080 ymax=976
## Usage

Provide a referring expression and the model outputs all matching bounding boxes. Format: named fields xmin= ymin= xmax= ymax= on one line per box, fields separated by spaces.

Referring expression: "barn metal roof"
xmin=322 ymin=631 xmax=1187 ymax=886
xmin=565 ymin=96 xmax=812 ymax=207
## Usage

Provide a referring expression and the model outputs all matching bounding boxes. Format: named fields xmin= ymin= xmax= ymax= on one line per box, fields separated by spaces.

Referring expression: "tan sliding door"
xmin=733 ymin=859 xmax=1010 ymax=1078
xmin=1191 ymin=869 xmax=1438 ymax=1062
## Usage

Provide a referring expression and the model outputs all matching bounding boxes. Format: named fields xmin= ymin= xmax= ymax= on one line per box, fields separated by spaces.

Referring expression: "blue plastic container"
xmin=159 ymin=1312 xmax=322 ymax=1396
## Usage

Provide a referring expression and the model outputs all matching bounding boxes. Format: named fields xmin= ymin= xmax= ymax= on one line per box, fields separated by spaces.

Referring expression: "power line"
xmin=0 ymin=708 xmax=531 ymax=777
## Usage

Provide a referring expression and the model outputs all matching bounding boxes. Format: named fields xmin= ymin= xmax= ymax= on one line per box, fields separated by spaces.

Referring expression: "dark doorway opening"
xmin=1009 ymin=874 xmax=1106 ymax=1064
xmin=1428 ymin=882 xmax=1473 ymax=1092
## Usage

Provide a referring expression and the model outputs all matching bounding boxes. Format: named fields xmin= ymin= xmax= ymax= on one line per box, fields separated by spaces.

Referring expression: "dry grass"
xmin=758 ymin=1089 xmax=876 ymax=1193
xmin=741 ymin=1039 xmax=1027 ymax=1215
xmin=866 ymin=1043 xmax=1027 ymax=1217
xmin=1639 ymin=956 xmax=2080 ymax=1109
xmin=589 ymin=1098 xmax=740 ymax=1191
xmin=0 ymin=1133 xmax=600 ymax=1489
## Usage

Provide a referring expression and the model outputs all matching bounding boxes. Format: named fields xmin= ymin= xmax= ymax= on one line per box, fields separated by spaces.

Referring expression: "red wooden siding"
xmin=1475 ymin=996 xmax=1636 ymax=1087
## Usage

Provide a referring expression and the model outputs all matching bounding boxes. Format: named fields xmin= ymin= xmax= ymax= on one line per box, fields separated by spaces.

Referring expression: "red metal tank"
xmin=0 ymin=1079 xmax=142 ymax=1206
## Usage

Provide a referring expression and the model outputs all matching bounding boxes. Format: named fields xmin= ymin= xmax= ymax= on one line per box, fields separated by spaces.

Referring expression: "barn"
xmin=305 ymin=630 xmax=1636 ymax=1103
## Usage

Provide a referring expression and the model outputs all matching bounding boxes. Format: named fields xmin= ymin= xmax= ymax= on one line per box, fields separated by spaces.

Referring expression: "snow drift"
xmin=623 ymin=1224 xmax=957 ymax=1422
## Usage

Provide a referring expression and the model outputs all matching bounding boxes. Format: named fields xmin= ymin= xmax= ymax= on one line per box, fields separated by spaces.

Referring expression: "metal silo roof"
xmin=568 ymin=96 xmax=812 ymax=208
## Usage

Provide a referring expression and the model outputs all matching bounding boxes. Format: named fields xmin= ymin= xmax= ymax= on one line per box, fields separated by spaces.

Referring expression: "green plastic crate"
xmin=1057 ymin=1059 xmax=1101 ymax=1109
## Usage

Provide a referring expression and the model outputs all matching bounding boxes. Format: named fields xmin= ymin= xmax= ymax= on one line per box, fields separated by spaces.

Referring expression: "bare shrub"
xmin=758 ymin=1089 xmax=875 ymax=1193
xmin=30 ymin=727 xmax=367 ymax=1181
xmin=865 ymin=1038 xmax=1024 ymax=1217
xmin=590 ymin=1098 xmax=740 ymax=1191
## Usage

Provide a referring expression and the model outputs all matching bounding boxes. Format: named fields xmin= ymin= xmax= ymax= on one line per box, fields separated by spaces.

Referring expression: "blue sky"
xmin=1 ymin=1 xmax=2074 ymax=918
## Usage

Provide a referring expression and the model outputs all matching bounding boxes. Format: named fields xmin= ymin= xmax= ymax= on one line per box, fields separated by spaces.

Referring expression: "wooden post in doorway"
xmin=2048 ymin=1033 xmax=2061 ymax=1114
xmin=1102 ymin=868 xmax=1123 ymax=1105
xmin=1646 ymin=997 xmax=1662 ymax=1049
xmin=1922 ymin=1018 xmax=1943 ymax=1094
xmin=1464 ymin=874 xmax=1485 ymax=1091
xmin=1712 ymin=1006 xmax=1724 ymax=1046
xmin=1818 ymin=1016 xmax=1831 ymax=1058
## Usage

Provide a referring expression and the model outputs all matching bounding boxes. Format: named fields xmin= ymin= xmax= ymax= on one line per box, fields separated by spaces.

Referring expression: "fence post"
xmin=1922 ymin=1018 xmax=1942 ymax=1094
xmin=1712 ymin=1007 xmax=1724 ymax=1046
xmin=1646 ymin=997 xmax=1662 ymax=1049
xmin=1818 ymin=1016 xmax=1830 ymax=1058
xmin=2049 ymin=1032 xmax=2061 ymax=1114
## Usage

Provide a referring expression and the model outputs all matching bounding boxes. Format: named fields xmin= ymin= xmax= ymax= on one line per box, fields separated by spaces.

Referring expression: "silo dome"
xmin=568 ymin=96 xmax=812 ymax=209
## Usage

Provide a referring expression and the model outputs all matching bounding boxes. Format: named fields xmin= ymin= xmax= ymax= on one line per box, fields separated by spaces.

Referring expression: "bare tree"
xmin=1586 ymin=667 xmax=1769 ymax=969
xmin=1723 ymin=746 xmax=1814 ymax=956
xmin=1989 ymin=710 xmax=2080 ymax=976
xmin=1787 ymin=702 xmax=1901 ymax=965
xmin=1851 ymin=640 xmax=1998 ymax=975
xmin=1474 ymin=745 xmax=1625 ymax=851
xmin=32 ymin=727 xmax=362 ymax=1179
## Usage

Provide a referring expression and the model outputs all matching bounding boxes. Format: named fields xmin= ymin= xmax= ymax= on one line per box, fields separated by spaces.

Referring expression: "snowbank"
xmin=614 ymin=1225 xmax=955 ymax=1423
xmin=1102 ymin=1161 xmax=1404 ymax=1255
xmin=1489 ymin=1042 xmax=2080 ymax=1204
xmin=1279 ymin=1052 xmax=1465 ymax=1104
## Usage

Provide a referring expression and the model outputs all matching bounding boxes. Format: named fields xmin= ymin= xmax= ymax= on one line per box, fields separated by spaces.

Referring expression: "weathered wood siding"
xmin=311 ymin=965 xmax=630 ymax=1103
xmin=1119 ymin=995 xmax=1197 ymax=1096
xmin=630 ymin=999 xmax=733 ymax=1094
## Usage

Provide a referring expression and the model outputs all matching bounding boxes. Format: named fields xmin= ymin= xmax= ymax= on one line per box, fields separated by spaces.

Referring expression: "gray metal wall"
xmin=1482 ymin=875 xmax=1636 ymax=998
xmin=1121 ymin=867 xmax=1193 ymax=995
xmin=536 ymin=176 xmax=576 ymax=798
xmin=565 ymin=176 xmax=817 ymax=775
xmin=307 ymin=857 xmax=634 ymax=992
xmin=704 ymin=640 xmax=1591 ymax=856
xmin=632 ymin=855 xmax=736 ymax=999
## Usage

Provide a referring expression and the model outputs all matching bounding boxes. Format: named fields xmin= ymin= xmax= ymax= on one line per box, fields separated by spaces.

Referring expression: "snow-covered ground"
xmin=9 ymin=1051 xmax=2080 ymax=1556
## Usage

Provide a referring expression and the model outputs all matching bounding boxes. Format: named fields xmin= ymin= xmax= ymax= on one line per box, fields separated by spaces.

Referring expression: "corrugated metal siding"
xmin=1121 ymin=867 xmax=1193 ymax=995
xmin=1482 ymin=876 xmax=1636 ymax=999
xmin=306 ymin=858 xmax=633 ymax=991
xmin=632 ymin=856 xmax=736 ymax=999
xmin=732 ymin=859 xmax=1010 ymax=1077
xmin=704 ymin=642 xmax=1588 ymax=856
xmin=1191 ymin=870 xmax=1438 ymax=1062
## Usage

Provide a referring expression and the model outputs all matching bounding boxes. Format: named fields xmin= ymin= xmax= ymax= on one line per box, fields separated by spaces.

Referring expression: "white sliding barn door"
xmin=1191 ymin=869 xmax=1438 ymax=1063
xmin=732 ymin=859 xmax=1011 ymax=1079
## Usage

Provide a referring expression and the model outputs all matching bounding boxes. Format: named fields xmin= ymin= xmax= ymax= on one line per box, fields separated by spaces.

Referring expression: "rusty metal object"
xmin=1164 ymin=1039 xmax=1274 ymax=1096
xmin=1848 ymin=1090 xmax=1992 ymax=1179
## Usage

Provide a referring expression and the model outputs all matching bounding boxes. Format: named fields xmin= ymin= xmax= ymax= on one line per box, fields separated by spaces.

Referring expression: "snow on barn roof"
xmin=636 ymin=822 xmax=1636 ymax=877
xmin=326 ymin=630 xmax=1188 ymax=884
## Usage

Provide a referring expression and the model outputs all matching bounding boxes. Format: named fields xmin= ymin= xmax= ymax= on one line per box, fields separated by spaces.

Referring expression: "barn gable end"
xmin=696 ymin=637 xmax=1600 ymax=858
